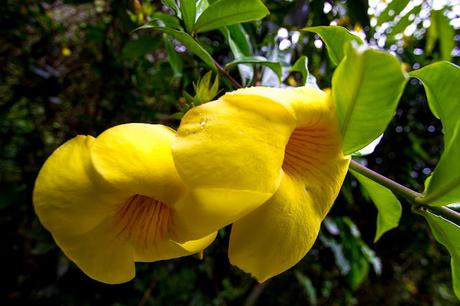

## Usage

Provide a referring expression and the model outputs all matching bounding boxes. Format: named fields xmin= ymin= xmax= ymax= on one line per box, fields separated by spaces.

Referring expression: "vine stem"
xmin=349 ymin=160 xmax=423 ymax=201
xmin=350 ymin=160 xmax=460 ymax=224
xmin=213 ymin=60 xmax=243 ymax=89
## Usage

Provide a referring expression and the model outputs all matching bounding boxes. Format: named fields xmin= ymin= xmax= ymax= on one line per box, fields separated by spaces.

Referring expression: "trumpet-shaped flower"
xmin=172 ymin=86 xmax=350 ymax=281
xmin=33 ymin=124 xmax=216 ymax=284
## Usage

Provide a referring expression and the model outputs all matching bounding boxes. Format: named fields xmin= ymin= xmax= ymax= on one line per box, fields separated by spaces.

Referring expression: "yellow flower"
xmin=33 ymin=123 xmax=216 ymax=284
xmin=172 ymin=86 xmax=350 ymax=281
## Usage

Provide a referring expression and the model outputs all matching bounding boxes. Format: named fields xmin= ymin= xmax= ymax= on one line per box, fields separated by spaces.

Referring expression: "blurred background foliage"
xmin=1 ymin=0 xmax=459 ymax=305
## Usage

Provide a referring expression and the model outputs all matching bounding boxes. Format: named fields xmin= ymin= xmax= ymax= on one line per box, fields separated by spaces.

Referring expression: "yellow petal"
xmin=225 ymin=87 xmax=350 ymax=281
xmin=172 ymin=91 xmax=296 ymax=235
xmin=91 ymin=123 xmax=186 ymax=204
xmin=223 ymin=86 xmax=334 ymax=126
xmin=228 ymin=174 xmax=320 ymax=282
xmin=134 ymin=231 xmax=217 ymax=262
xmin=54 ymin=217 xmax=135 ymax=284
xmin=33 ymin=136 xmax=122 ymax=237
xmin=170 ymin=188 xmax=272 ymax=242
xmin=228 ymin=172 xmax=326 ymax=282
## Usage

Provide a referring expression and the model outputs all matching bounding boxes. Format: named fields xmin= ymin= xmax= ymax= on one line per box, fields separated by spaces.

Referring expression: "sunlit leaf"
xmin=350 ymin=169 xmax=402 ymax=242
xmin=377 ymin=0 xmax=410 ymax=25
xmin=302 ymin=26 xmax=363 ymax=65
xmin=225 ymin=56 xmax=282 ymax=82
xmin=138 ymin=25 xmax=217 ymax=70
xmin=426 ymin=10 xmax=454 ymax=61
xmin=194 ymin=71 xmax=219 ymax=104
xmin=424 ymin=210 xmax=460 ymax=299
xmin=410 ymin=62 xmax=459 ymax=140
xmin=389 ymin=5 xmax=422 ymax=36
xmin=332 ymin=43 xmax=407 ymax=154
xmin=179 ymin=0 xmax=196 ymax=33
xmin=194 ymin=0 xmax=269 ymax=33
xmin=410 ymin=62 xmax=460 ymax=206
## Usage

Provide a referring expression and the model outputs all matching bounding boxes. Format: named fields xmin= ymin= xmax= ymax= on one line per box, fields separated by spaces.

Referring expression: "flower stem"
xmin=349 ymin=160 xmax=423 ymax=200
xmin=213 ymin=60 xmax=243 ymax=89
xmin=349 ymin=159 xmax=460 ymax=224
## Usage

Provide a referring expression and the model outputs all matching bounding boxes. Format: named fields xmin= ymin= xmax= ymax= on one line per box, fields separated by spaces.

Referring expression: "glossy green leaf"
xmin=332 ymin=44 xmax=407 ymax=154
xmin=193 ymin=0 xmax=269 ymax=33
xmin=221 ymin=25 xmax=254 ymax=85
xmin=426 ymin=10 xmax=454 ymax=61
xmin=138 ymin=25 xmax=216 ymax=70
xmin=424 ymin=210 xmax=460 ymax=300
xmin=377 ymin=0 xmax=410 ymax=25
xmin=350 ymin=169 xmax=402 ymax=242
xmin=179 ymin=0 xmax=196 ymax=33
xmin=227 ymin=24 xmax=252 ymax=56
xmin=410 ymin=62 xmax=460 ymax=206
xmin=225 ymin=56 xmax=282 ymax=82
xmin=196 ymin=0 xmax=210 ymax=19
xmin=302 ymin=26 xmax=363 ymax=65
xmin=289 ymin=56 xmax=309 ymax=85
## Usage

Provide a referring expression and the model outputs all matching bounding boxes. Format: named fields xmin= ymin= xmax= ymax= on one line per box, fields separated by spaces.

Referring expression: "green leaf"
xmin=225 ymin=56 xmax=282 ymax=82
xmin=151 ymin=12 xmax=182 ymax=30
xmin=121 ymin=37 xmax=160 ymax=60
xmin=388 ymin=5 xmax=422 ymax=36
xmin=410 ymin=62 xmax=460 ymax=141
xmin=194 ymin=71 xmax=219 ymax=104
xmin=424 ymin=210 xmax=460 ymax=300
xmin=377 ymin=0 xmax=410 ymax=25
xmin=350 ymin=169 xmax=402 ymax=242
xmin=227 ymin=24 xmax=252 ymax=57
xmin=196 ymin=0 xmax=210 ymax=18
xmin=138 ymin=25 xmax=217 ymax=70
xmin=289 ymin=56 xmax=309 ymax=85
xmin=426 ymin=10 xmax=455 ymax=61
xmin=410 ymin=62 xmax=460 ymax=206
xmin=294 ymin=271 xmax=317 ymax=305
xmin=421 ymin=124 xmax=460 ymax=206
xmin=161 ymin=0 xmax=180 ymax=15
xmin=302 ymin=26 xmax=363 ymax=65
xmin=179 ymin=0 xmax=196 ymax=33
xmin=164 ymin=37 xmax=183 ymax=78
xmin=193 ymin=0 xmax=269 ymax=33
xmin=332 ymin=43 xmax=407 ymax=155
xmin=221 ymin=25 xmax=254 ymax=84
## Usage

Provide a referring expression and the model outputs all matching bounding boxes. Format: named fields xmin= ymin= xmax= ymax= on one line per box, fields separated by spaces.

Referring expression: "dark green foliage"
xmin=1 ymin=1 xmax=459 ymax=305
